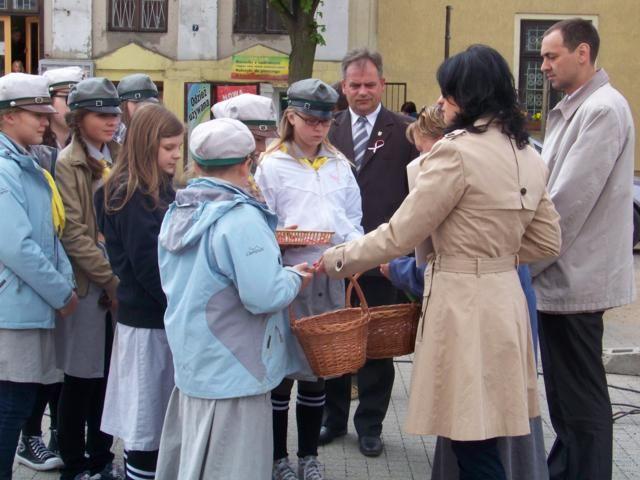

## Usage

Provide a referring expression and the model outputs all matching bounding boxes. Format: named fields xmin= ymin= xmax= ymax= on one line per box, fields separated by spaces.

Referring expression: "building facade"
xmin=2 ymin=0 xmax=638 ymax=169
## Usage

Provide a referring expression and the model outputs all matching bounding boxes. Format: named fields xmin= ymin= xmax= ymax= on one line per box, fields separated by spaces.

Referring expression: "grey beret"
xmin=287 ymin=78 xmax=338 ymax=119
xmin=117 ymin=74 xmax=159 ymax=103
xmin=68 ymin=77 xmax=122 ymax=114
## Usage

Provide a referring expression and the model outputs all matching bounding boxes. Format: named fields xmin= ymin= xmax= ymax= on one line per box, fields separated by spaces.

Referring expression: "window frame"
xmin=512 ymin=14 xmax=598 ymax=136
xmin=233 ymin=0 xmax=288 ymax=35
xmin=0 ymin=0 xmax=39 ymax=14
xmin=107 ymin=0 xmax=168 ymax=34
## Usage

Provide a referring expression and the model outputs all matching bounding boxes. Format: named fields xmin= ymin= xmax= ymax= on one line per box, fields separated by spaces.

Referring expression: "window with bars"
xmin=234 ymin=0 xmax=289 ymax=34
xmin=108 ymin=0 xmax=168 ymax=33
xmin=518 ymin=20 xmax=563 ymax=131
xmin=0 ymin=0 xmax=38 ymax=12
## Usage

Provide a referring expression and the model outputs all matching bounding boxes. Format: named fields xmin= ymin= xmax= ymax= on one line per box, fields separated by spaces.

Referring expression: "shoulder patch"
xmin=444 ymin=129 xmax=466 ymax=140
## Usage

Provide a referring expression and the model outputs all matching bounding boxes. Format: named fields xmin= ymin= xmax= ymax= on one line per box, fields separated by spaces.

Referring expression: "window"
xmin=0 ymin=0 xmax=38 ymax=12
xmin=234 ymin=0 xmax=289 ymax=34
xmin=108 ymin=0 xmax=168 ymax=33
xmin=517 ymin=20 xmax=563 ymax=131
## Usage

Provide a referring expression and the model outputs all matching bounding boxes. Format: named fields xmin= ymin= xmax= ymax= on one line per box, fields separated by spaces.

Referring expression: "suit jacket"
xmin=329 ymin=106 xmax=418 ymax=235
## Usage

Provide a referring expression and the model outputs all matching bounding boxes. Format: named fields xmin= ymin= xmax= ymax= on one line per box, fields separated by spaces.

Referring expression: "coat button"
xmin=520 ymin=187 xmax=527 ymax=195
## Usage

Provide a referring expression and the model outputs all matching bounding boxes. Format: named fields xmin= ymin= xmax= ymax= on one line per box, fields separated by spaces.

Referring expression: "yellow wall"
xmin=95 ymin=43 xmax=341 ymax=122
xmin=378 ymin=0 xmax=640 ymax=168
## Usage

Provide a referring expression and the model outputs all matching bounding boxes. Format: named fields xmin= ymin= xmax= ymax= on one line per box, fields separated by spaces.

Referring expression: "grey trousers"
xmin=431 ymin=416 xmax=549 ymax=480
xmin=156 ymin=387 xmax=272 ymax=480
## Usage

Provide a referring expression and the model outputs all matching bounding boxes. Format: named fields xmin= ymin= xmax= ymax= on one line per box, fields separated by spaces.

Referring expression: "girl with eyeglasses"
xmin=255 ymin=79 xmax=363 ymax=480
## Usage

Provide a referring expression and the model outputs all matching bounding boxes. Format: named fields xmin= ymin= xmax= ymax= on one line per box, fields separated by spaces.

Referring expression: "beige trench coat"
xmin=323 ymin=123 xmax=561 ymax=441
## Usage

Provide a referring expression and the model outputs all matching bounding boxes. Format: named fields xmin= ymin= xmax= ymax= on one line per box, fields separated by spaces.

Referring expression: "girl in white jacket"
xmin=255 ymin=79 xmax=363 ymax=480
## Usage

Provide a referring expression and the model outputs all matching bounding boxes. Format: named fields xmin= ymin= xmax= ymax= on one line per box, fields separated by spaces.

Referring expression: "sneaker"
xmin=272 ymin=457 xmax=298 ymax=480
xmin=16 ymin=435 xmax=64 ymax=471
xmin=90 ymin=462 xmax=124 ymax=480
xmin=298 ymin=455 xmax=324 ymax=480
xmin=47 ymin=429 xmax=60 ymax=455
xmin=74 ymin=473 xmax=93 ymax=480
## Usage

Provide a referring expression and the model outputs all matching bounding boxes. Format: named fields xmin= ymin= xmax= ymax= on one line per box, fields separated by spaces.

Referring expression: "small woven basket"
xmin=290 ymin=276 xmax=370 ymax=377
xmin=346 ymin=273 xmax=421 ymax=359
xmin=276 ymin=229 xmax=333 ymax=247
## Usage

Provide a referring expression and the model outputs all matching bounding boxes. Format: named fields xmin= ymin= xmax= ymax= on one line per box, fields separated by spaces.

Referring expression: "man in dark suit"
xmin=320 ymin=48 xmax=418 ymax=457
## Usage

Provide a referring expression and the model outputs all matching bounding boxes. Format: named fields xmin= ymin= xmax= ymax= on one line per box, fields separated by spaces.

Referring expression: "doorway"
xmin=0 ymin=14 xmax=40 ymax=76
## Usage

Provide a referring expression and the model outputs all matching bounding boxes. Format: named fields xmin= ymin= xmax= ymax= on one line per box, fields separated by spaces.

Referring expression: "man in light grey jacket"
xmin=533 ymin=18 xmax=635 ymax=480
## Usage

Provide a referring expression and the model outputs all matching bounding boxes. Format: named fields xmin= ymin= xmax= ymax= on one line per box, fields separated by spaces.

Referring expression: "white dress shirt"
xmin=349 ymin=103 xmax=382 ymax=140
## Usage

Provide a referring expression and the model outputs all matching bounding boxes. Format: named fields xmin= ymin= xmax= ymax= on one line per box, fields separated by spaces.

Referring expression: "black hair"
xmin=436 ymin=44 xmax=529 ymax=149
xmin=401 ymin=101 xmax=417 ymax=115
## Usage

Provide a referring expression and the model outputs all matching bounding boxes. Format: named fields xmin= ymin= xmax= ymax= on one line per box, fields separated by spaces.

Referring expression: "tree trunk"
xmin=289 ymin=25 xmax=317 ymax=85
xmin=269 ymin=0 xmax=322 ymax=84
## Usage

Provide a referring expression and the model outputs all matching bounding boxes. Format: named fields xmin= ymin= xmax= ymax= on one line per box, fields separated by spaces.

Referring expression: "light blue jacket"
xmin=0 ymin=133 xmax=75 ymax=329
xmin=158 ymin=177 xmax=304 ymax=400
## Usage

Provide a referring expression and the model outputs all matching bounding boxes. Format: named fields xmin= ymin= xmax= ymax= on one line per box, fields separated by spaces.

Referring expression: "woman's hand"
xmin=313 ymin=256 xmax=326 ymax=274
xmin=292 ymin=262 xmax=314 ymax=291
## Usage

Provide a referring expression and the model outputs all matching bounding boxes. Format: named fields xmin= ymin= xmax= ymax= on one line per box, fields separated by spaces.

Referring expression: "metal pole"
xmin=445 ymin=5 xmax=453 ymax=59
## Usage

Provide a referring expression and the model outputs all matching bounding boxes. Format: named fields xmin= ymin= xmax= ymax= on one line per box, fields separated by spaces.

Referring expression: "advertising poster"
xmin=215 ymin=84 xmax=258 ymax=103
xmin=231 ymin=55 xmax=288 ymax=83
xmin=185 ymin=82 xmax=212 ymax=165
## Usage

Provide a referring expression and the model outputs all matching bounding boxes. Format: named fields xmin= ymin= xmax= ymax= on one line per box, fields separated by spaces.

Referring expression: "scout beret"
xmin=117 ymin=74 xmax=159 ymax=103
xmin=287 ymin=78 xmax=338 ymax=120
xmin=0 ymin=73 xmax=56 ymax=113
xmin=68 ymin=77 xmax=122 ymax=114
xmin=212 ymin=94 xmax=278 ymax=138
xmin=190 ymin=118 xmax=256 ymax=167
xmin=42 ymin=66 xmax=84 ymax=93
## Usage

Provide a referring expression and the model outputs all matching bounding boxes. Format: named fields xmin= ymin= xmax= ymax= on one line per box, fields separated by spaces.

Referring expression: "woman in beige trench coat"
xmin=319 ymin=45 xmax=561 ymax=479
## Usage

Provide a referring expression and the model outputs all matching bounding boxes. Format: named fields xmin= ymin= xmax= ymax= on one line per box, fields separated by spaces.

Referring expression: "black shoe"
xmin=318 ymin=425 xmax=347 ymax=446
xmin=16 ymin=435 xmax=64 ymax=471
xmin=358 ymin=435 xmax=383 ymax=457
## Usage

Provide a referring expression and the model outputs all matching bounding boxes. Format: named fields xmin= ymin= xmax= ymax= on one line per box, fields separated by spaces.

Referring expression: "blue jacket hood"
xmin=159 ymin=177 xmax=277 ymax=253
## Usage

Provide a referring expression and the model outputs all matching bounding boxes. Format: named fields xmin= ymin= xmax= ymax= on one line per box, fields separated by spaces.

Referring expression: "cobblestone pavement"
xmin=14 ymin=257 xmax=640 ymax=479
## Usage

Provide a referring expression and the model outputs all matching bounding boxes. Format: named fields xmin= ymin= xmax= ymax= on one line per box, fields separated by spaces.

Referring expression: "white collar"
xmin=84 ymin=139 xmax=112 ymax=164
xmin=349 ymin=103 xmax=382 ymax=127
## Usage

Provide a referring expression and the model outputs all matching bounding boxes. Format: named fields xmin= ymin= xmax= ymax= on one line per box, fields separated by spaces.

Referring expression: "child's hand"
xmin=292 ymin=262 xmax=314 ymax=291
xmin=379 ymin=263 xmax=390 ymax=280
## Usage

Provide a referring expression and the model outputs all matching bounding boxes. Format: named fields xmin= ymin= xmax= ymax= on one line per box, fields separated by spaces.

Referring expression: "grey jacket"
xmin=531 ymin=69 xmax=636 ymax=312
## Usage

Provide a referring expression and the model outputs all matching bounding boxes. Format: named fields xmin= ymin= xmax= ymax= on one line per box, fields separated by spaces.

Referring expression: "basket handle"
xmin=344 ymin=273 xmax=369 ymax=314
xmin=290 ymin=274 xmax=369 ymax=328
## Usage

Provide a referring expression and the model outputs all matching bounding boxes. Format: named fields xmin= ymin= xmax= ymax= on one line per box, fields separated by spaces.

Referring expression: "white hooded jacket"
xmin=255 ymin=142 xmax=363 ymax=266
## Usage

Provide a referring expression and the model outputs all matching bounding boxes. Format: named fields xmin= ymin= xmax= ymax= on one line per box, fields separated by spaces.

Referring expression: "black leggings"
xmin=450 ymin=438 xmax=506 ymax=480
xmin=21 ymin=383 xmax=62 ymax=436
xmin=58 ymin=313 xmax=114 ymax=479
xmin=272 ymin=378 xmax=325 ymax=460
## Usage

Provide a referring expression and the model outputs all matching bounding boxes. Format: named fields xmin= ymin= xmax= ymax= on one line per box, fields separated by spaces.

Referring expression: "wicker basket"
xmin=290 ymin=277 xmax=370 ymax=377
xmin=276 ymin=229 xmax=333 ymax=247
xmin=346 ymin=273 xmax=421 ymax=359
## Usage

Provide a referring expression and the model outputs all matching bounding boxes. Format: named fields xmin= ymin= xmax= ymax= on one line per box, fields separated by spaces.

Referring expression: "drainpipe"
xmin=445 ymin=5 xmax=453 ymax=60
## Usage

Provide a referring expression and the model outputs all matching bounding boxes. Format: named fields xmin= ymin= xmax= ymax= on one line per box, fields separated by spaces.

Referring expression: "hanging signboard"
xmin=215 ymin=84 xmax=259 ymax=103
xmin=231 ymin=55 xmax=288 ymax=82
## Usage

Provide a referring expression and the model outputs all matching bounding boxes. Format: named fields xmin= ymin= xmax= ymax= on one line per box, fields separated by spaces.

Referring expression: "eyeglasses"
xmin=293 ymin=111 xmax=333 ymax=128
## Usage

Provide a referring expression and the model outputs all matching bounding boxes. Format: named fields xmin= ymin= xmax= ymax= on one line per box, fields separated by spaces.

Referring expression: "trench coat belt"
xmin=433 ymin=254 xmax=519 ymax=276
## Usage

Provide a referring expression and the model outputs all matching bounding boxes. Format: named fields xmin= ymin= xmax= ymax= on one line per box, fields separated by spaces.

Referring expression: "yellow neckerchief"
xmin=40 ymin=168 xmax=65 ymax=237
xmin=282 ymin=142 xmax=329 ymax=171
xmin=99 ymin=159 xmax=111 ymax=181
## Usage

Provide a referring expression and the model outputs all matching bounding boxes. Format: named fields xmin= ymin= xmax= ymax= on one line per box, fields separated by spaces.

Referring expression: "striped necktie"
xmin=352 ymin=116 xmax=369 ymax=171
